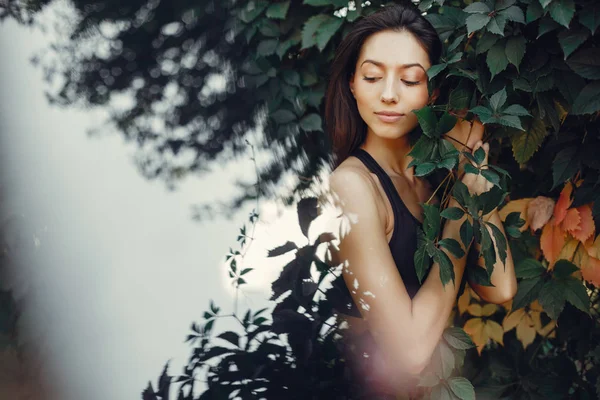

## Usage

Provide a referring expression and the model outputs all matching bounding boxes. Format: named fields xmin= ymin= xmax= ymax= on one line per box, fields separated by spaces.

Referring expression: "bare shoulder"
xmin=328 ymin=159 xmax=387 ymax=232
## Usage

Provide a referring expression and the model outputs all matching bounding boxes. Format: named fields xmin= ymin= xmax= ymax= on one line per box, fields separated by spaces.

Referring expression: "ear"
xmin=349 ymin=73 xmax=355 ymax=96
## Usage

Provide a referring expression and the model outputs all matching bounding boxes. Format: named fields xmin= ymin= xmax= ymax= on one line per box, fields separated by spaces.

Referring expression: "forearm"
xmin=469 ymin=208 xmax=517 ymax=303
xmin=407 ymin=197 xmax=470 ymax=368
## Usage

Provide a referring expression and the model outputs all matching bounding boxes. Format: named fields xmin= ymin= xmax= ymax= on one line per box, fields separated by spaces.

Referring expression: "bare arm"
xmin=467 ymin=209 xmax=518 ymax=304
xmin=330 ymin=169 xmax=471 ymax=376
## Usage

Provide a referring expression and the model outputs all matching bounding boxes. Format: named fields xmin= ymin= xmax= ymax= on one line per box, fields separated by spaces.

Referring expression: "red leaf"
xmin=553 ymin=182 xmax=573 ymax=226
xmin=541 ymin=219 xmax=566 ymax=264
xmin=562 ymin=208 xmax=581 ymax=232
xmin=570 ymin=205 xmax=595 ymax=242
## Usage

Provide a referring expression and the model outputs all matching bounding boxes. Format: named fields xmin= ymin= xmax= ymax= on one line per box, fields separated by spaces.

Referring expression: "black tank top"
xmin=332 ymin=148 xmax=424 ymax=318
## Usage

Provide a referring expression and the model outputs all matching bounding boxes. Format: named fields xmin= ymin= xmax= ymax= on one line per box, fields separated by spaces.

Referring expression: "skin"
xmin=328 ymin=29 xmax=517 ymax=394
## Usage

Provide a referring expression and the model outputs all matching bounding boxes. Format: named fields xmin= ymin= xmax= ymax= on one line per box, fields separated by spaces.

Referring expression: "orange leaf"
xmin=581 ymin=253 xmax=600 ymax=287
xmin=500 ymin=198 xmax=532 ymax=231
xmin=467 ymin=304 xmax=483 ymax=316
xmin=553 ymin=182 xmax=573 ymax=225
xmin=585 ymin=235 xmax=600 ymax=259
xmin=485 ymin=320 xmax=504 ymax=346
xmin=527 ymin=196 xmax=555 ymax=232
xmin=457 ymin=286 xmax=471 ymax=315
xmin=464 ymin=318 xmax=486 ymax=355
xmin=541 ymin=220 xmax=566 ymax=264
xmin=503 ymin=309 xmax=525 ymax=332
xmin=570 ymin=205 xmax=595 ymax=242
xmin=481 ymin=304 xmax=498 ymax=317
xmin=556 ymin=237 xmax=581 ymax=264
xmin=561 ymin=208 xmax=581 ymax=232
xmin=516 ymin=318 xmax=537 ymax=349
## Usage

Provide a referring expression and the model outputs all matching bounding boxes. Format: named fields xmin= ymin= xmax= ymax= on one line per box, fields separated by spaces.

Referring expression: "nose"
xmin=380 ymin=77 xmax=398 ymax=103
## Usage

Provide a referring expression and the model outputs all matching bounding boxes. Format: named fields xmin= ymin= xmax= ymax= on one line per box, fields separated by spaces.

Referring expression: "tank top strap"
xmin=350 ymin=148 xmax=422 ymax=227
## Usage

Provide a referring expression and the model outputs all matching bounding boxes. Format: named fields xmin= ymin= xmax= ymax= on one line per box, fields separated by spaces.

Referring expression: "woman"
xmin=324 ymin=2 xmax=518 ymax=398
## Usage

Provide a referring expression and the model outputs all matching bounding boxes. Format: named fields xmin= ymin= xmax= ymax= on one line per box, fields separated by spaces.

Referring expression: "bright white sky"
xmin=0 ymin=4 xmax=339 ymax=399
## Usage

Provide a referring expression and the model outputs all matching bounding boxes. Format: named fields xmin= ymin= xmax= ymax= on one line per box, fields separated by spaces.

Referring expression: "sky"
xmin=0 ymin=4 xmax=336 ymax=399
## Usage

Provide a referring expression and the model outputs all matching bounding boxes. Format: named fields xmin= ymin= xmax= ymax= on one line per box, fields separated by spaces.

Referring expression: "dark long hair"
xmin=324 ymin=1 xmax=442 ymax=170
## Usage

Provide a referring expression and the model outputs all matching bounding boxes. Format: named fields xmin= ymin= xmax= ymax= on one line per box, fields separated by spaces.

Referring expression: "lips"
xmin=375 ymin=111 xmax=405 ymax=123
xmin=375 ymin=111 xmax=405 ymax=116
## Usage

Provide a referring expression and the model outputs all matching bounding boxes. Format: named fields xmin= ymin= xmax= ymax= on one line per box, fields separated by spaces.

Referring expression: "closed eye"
xmin=403 ymin=80 xmax=420 ymax=86
xmin=363 ymin=77 xmax=380 ymax=82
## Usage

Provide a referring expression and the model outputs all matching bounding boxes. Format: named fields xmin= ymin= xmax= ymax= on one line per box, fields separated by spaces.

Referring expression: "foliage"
xmin=140 ymin=0 xmax=600 ymax=398
xmin=6 ymin=0 xmax=599 ymax=398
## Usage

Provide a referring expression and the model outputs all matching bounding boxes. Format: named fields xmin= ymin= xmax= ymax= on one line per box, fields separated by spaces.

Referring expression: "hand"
xmin=461 ymin=140 xmax=493 ymax=196
xmin=444 ymin=119 xmax=485 ymax=174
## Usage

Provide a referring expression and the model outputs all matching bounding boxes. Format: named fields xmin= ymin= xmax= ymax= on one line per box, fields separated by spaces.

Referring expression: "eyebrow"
xmin=360 ymin=59 xmax=426 ymax=71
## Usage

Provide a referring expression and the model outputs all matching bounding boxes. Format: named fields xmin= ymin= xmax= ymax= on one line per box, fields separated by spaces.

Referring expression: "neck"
xmin=359 ymin=129 xmax=416 ymax=180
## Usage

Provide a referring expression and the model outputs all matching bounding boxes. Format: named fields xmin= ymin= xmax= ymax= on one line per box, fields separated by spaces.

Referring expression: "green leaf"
xmin=477 ymin=33 xmax=500 ymax=54
xmin=490 ymin=164 xmax=511 ymax=178
xmin=470 ymin=105 xmax=494 ymax=122
xmin=579 ymin=3 xmax=600 ymax=34
xmin=415 ymin=236 xmax=431 ymax=283
xmin=437 ymin=113 xmax=458 ymax=136
xmin=539 ymin=280 xmax=566 ymax=320
xmin=301 ymin=14 xmax=329 ymax=49
xmin=271 ymin=109 xmax=297 ymax=124
xmin=414 ymin=106 xmax=438 ymax=137
xmin=479 ymin=186 xmax=507 ymax=215
xmin=217 ymin=331 xmax=240 ymax=347
xmin=460 ymin=219 xmax=473 ymax=248
xmin=566 ymin=48 xmax=600 ymax=79
xmin=315 ymin=16 xmax=344 ymax=51
xmin=423 ymin=203 xmax=442 ymax=240
xmin=512 ymin=277 xmax=544 ymax=311
xmin=505 ymin=36 xmax=526 ymax=71
xmin=439 ymin=137 xmax=459 ymax=158
xmin=540 ymin=0 xmax=553 ymax=8
xmin=487 ymin=41 xmax=510 ymax=79
xmin=282 ymin=70 xmax=301 ymax=87
xmin=452 ymin=181 xmax=471 ymax=209
xmin=503 ymin=104 xmax=530 ymax=116
xmin=415 ymin=162 xmax=437 ymax=177
xmin=558 ymin=28 xmax=590 ymax=60
xmin=464 ymin=164 xmax=480 ymax=176
xmin=572 ymin=80 xmax=600 ymax=115
xmin=553 ymin=260 xmax=578 ymax=279
xmin=466 ymin=13 xmax=491 ymax=34
xmin=474 ymin=146 xmax=486 ymax=164
xmin=516 ymin=258 xmax=546 ymax=278
xmin=257 ymin=39 xmax=279 ymax=56
xmin=439 ymin=238 xmax=466 ymax=258
xmin=487 ymin=13 xmax=508 ymax=35
xmin=428 ymin=63 xmax=448 ymax=80
xmin=481 ymin=169 xmax=501 ymax=187
xmin=464 ymin=2 xmax=492 ymax=13
xmin=259 ymin=20 xmax=281 ymax=37
xmin=501 ymin=5 xmax=525 ymax=24
xmin=435 ymin=247 xmax=456 ymax=287
xmin=493 ymin=115 xmax=524 ymax=130
xmin=505 ymin=211 xmax=525 ymax=227
xmin=299 ymin=113 xmax=322 ymax=131
xmin=527 ymin=1 xmax=544 ymax=23
xmin=489 ymin=87 xmax=508 ymax=112
xmin=448 ymin=35 xmax=466 ymax=53
xmin=551 ymin=146 xmax=579 ymax=189
xmin=408 ymin=136 xmax=437 ymax=161
xmin=511 ymin=117 xmax=547 ymax=163
xmin=562 ymin=277 xmax=590 ymax=314
xmin=240 ymin=2 xmax=269 ymax=23
xmin=441 ymin=207 xmax=465 ymax=220
xmin=438 ymin=157 xmax=458 ymax=171
xmin=480 ymin=224 xmax=497 ymax=275
xmin=448 ymin=377 xmax=476 ymax=400
xmin=443 ymin=327 xmax=476 ymax=350
xmin=266 ymin=1 xmax=291 ymax=19
xmin=548 ymin=0 xmax=575 ymax=28
xmin=488 ymin=222 xmax=508 ymax=265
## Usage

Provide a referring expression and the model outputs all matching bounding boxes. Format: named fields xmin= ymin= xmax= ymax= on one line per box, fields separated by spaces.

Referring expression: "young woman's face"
xmin=349 ymin=29 xmax=432 ymax=142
